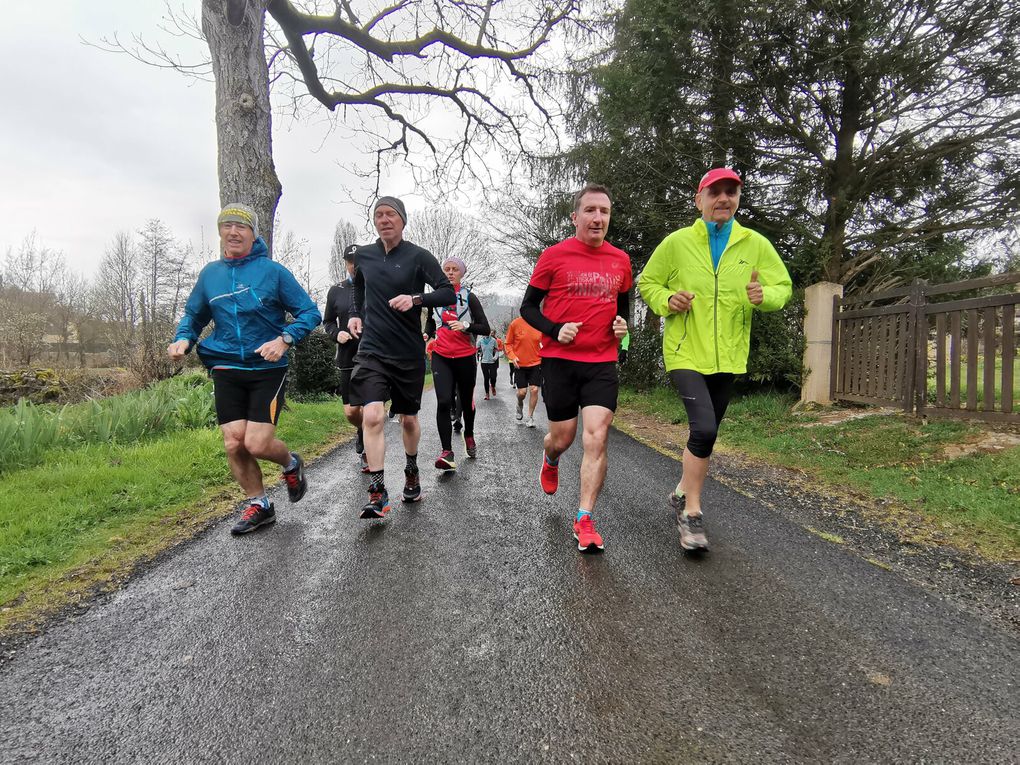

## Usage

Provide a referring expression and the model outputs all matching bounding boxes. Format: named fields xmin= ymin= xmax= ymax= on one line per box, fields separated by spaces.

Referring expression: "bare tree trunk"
xmin=202 ymin=0 xmax=281 ymax=254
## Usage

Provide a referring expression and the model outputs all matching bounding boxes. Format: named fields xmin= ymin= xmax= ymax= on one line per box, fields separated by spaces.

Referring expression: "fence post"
xmin=908 ymin=280 xmax=927 ymax=413
xmin=801 ymin=281 xmax=844 ymax=405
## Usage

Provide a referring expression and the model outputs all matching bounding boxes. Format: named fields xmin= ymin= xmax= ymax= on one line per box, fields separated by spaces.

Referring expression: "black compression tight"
xmin=669 ymin=370 xmax=736 ymax=459
xmin=432 ymin=353 xmax=477 ymax=449
xmin=480 ymin=362 xmax=498 ymax=391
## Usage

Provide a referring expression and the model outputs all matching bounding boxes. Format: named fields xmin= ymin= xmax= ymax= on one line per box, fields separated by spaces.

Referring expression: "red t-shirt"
xmin=529 ymin=237 xmax=632 ymax=362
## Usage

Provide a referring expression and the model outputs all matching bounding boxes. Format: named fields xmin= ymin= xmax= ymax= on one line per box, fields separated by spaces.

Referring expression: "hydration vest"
xmin=432 ymin=285 xmax=472 ymax=331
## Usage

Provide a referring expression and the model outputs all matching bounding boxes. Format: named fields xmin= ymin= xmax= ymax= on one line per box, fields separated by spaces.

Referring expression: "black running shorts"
xmin=349 ymin=353 xmax=426 ymax=415
xmin=211 ymin=367 xmax=288 ymax=426
xmin=514 ymin=363 xmax=543 ymax=390
xmin=540 ymin=358 xmax=618 ymax=422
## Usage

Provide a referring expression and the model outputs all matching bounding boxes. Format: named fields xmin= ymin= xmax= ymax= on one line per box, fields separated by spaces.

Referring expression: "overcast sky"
xmin=0 ymin=1 xmax=425 ymax=288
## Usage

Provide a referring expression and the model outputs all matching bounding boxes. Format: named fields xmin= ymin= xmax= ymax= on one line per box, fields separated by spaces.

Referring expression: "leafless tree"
xmin=100 ymin=0 xmax=583 ymax=251
xmin=2 ymin=231 xmax=66 ymax=297
xmin=93 ymin=232 xmax=140 ymax=365
xmin=273 ymin=227 xmax=319 ymax=300
xmin=408 ymin=206 xmax=509 ymax=289
xmin=327 ymin=219 xmax=361 ymax=284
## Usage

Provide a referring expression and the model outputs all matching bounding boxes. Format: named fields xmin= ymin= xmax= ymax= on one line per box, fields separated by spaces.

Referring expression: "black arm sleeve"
xmin=424 ymin=310 xmax=437 ymax=339
xmin=466 ymin=293 xmax=490 ymax=336
xmin=350 ymin=262 xmax=365 ymax=319
xmin=520 ymin=285 xmax=562 ymax=339
xmin=323 ymin=286 xmax=340 ymax=342
xmin=419 ymin=251 xmax=455 ymax=307
xmin=617 ymin=290 xmax=630 ymax=320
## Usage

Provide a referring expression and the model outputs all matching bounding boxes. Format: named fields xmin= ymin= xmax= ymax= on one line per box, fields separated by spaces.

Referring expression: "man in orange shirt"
xmin=503 ymin=313 xmax=543 ymax=427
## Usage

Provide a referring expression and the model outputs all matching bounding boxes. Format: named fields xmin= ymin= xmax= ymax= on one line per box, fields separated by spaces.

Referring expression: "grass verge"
xmin=0 ymin=398 xmax=351 ymax=635
xmin=616 ymin=386 xmax=1020 ymax=561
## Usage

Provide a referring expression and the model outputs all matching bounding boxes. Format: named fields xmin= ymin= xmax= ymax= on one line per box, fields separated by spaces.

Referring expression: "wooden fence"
xmin=831 ymin=272 xmax=1020 ymax=423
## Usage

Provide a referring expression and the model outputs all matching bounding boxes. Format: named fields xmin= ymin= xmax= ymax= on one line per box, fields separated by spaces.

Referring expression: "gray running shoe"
xmin=515 ymin=399 xmax=524 ymax=422
xmin=526 ymin=416 xmax=535 ymax=428
xmin=677 ymin=511 xmax=709 ymax=551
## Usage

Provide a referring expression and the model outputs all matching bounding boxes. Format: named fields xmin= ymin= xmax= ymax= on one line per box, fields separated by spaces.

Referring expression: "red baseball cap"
xmin=697 ymin=167 xmax=743 ymax=193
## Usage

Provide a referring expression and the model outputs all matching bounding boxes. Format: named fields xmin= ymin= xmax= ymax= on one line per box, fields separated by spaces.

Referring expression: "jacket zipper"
xmin=232 ymin=266 xmax=244 ymax=362
xmin=713 ymin=267 xmax=720 ymax=371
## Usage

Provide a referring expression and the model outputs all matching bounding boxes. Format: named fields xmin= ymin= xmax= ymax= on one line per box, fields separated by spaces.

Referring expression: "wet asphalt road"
xmin=1 ymin=378 xmax=1018 ymax=763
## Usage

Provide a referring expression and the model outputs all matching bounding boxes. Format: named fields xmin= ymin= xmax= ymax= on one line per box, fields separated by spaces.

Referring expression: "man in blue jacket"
xmin=168 ymin=203 xmax=322 ymax=535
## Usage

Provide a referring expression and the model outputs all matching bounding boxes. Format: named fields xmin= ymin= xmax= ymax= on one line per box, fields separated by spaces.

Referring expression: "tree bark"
xmin=202 ymin=0 xmax=281 ymax=254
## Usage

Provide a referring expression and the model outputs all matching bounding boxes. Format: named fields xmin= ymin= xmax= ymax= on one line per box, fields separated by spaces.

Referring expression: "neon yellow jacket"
xmin=637 ymin=219 xmax=792 ymax=374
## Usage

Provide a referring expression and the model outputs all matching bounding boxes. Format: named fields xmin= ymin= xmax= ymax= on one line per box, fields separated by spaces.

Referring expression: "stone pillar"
xmin=801 ymin=282 xmax=844 ymax=405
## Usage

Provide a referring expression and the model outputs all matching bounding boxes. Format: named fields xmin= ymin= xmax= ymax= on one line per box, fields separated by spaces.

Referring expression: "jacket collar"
xmin=223 ymin=236 xmax=269 ymax=265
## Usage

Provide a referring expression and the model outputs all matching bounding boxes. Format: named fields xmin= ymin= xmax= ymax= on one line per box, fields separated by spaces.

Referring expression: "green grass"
xmin=0 ymin=398 xmax=351 ymax=626
xmin=926 ymin=356 xmax=1020 ymax=408
xmin=617 ymin=387 xmax=1020 ymax=559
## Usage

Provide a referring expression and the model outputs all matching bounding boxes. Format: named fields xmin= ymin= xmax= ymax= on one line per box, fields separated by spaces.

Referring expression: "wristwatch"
xmin=411 ymin=294 xmax=424 ymax=306
xmin=281 ymin=333 xmax=294 ymax=346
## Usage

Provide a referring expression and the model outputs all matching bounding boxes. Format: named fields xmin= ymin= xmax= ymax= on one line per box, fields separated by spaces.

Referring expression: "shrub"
xmin=618 ymin=320 xmax=669 ymax=391
xmin=0 ymin=374 xmax=216 ymax=474
xmin=290 ymin=329 xmax=340 ymax=398
xmin=746 ymin=290 xmax=805 ymax=388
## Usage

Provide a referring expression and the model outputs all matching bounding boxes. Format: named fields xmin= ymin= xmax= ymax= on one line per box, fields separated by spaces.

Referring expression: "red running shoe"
xmin=572 ymin=514 xmax=604 ymax=553
xmin=464 ymin=435 xmax=477 ymax=459
xmin=360 ymin=488 xmax=391 ymax=519
xmin=540 ymin=455 xmax=559 ymax=495
xmin=435 ymin=450 xmax=457 ymax=471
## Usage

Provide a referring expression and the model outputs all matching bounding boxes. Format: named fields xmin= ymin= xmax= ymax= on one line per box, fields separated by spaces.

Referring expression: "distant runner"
xmin=504 ymin=313 xmax=543 ymax=428
xmin=323 ymin=244 xmax=367 ymax=472
xmin=476 ymin=330 xmax=502 ymax=400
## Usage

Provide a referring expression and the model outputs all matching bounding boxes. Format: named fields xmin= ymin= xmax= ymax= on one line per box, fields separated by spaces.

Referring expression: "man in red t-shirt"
xmin=520 ymin=183 xmax=631 ymax=553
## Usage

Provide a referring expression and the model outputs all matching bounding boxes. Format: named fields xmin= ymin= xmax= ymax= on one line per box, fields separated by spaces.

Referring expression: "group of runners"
xmin=169 ymin=168 xmax=792 ymax=552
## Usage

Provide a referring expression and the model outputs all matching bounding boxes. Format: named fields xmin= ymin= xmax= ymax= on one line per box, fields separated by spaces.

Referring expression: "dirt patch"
xmin=942 ymin=431 xmax=1020 ymax=459
xmin=614 ymin=404 xmax=1020 ymax=636
xmin=799 ymin=406 xmax=902 ymax=427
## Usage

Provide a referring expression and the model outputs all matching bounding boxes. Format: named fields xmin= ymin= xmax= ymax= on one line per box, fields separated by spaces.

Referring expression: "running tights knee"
xmin=669 ymin=370 xmax=735 ymax=459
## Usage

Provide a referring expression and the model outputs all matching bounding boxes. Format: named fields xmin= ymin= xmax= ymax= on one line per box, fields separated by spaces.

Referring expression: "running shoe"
xmin=515 ymin=399 xmax=524 ymax=422
xmin=358 ymin=451 xmax=370 ymax=473
xmin=283 ymin=452 xmax=307 ymax=503
xmin=668 ymin=490 xmax=686 ymax=517
xmin=360 ymin=488 xmax=391 ymax=519
xmin=435 ymin=450 xmax=457 ymax=471
xmin=490 ymin=387 xmax=497 ymax=397
xmin=526 ymin=416 xmax=536 ymax=428
xmin=572 ymin=514 xmax=605 ymax=553
xmin=484 ymin=394 xmax=490 ymax=400
xmin=402 ymin=469 xmax=422 ymax=502
xmin=464 ymin=435 xmax=477 ymax=459
xmin=678 ymin=512 xmax=709 ymax=551
xmin=231 ymin=502 xmax=276 ymax=535
xmin=540 ymin=455 xmax=559 ymax=495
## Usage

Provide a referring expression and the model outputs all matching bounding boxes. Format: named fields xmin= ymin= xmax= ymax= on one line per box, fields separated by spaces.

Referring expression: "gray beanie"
xmin=217 ymin=203 xmax=259 ymax=238
xmin=373 ymin=196 xmax=407 ymax=225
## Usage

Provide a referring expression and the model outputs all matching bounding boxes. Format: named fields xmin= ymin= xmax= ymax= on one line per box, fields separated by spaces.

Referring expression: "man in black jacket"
xmin=348 ymin=196 xmax=455 ymax=518
xmin=323 ymin=244 xmax=367 ymax=472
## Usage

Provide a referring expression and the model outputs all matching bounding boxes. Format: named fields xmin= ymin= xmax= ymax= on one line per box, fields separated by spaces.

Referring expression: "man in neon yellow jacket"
xmin=638 ymin=168 xmax=792 ymax=552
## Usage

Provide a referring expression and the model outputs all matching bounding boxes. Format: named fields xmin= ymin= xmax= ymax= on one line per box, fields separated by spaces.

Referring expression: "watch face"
xmin=283 ymin=334 xmax=294 ymax=345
